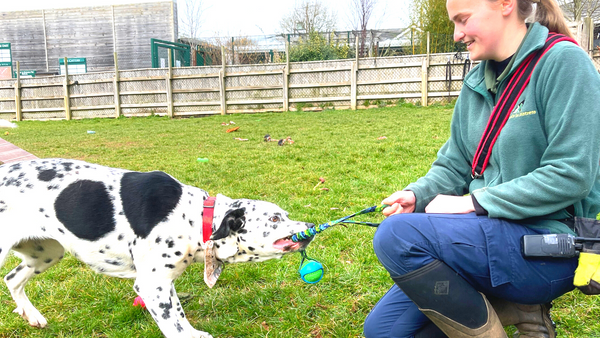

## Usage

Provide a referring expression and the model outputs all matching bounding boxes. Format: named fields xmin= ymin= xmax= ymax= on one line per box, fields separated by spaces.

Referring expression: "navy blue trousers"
xmin=363 ymin=213 xmax=578 ymax=338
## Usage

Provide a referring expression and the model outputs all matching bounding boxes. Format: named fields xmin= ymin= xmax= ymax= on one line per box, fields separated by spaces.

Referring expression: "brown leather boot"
xmin=488 ymin=297 xmax=555 ymax=338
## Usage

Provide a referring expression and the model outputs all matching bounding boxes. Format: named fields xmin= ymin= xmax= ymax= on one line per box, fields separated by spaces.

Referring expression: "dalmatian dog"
xmin=0 ymin=158 xmax=314 ymax=338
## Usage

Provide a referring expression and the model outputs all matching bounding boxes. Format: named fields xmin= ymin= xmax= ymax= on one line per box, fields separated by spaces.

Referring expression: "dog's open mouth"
xmin=273 ymin=236 xmax=311 ymax=252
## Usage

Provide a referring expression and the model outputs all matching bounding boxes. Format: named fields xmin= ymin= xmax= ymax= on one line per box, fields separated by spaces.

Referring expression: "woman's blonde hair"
xmin=515 ymin=0 xmax=574 ymax=38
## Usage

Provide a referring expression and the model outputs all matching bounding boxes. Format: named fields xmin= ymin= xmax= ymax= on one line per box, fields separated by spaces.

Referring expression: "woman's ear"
xmin=499 ymin=0 xmax=517 ymax=16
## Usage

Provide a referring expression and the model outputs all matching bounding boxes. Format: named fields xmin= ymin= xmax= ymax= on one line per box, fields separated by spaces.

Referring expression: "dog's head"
xmin=203 ymin=194 xmax=313 ymax=287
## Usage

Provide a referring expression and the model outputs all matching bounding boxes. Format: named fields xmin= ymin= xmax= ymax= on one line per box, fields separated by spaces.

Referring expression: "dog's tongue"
xmin=273 ymin=238 xmax=298 ymax=251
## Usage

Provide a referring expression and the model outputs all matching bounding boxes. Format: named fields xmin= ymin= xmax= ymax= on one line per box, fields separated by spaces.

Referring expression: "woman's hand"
xmin=425 ymin=195 xmax=475 ymax=214
xmin=381 ymin=191 xmax=416 ymax=216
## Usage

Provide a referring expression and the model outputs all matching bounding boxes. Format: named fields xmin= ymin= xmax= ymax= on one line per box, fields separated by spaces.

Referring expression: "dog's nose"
xmin=306 ymin=223 xmax=316 ymax=228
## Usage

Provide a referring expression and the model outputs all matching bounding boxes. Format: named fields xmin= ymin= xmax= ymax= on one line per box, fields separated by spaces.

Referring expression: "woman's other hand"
xmin=382 ymin=191 xmax=417 ymax=216
xmin=425 ymin=195 xmax=475 ymax=214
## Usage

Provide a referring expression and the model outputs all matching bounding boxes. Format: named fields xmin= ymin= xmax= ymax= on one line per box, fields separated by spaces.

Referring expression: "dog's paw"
xmin=191 ymin=329 xmax=214 ymax=338
xmin=13 ymin=306 xmax=48 ymax=328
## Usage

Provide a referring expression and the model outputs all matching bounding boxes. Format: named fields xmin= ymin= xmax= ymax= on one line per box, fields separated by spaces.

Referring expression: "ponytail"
xmin=515 ymin=0 xmax=574 ymax=38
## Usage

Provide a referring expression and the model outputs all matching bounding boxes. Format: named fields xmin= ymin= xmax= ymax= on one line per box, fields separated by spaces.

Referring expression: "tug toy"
xmin=295 ymin=204 xmax=389 ymax=284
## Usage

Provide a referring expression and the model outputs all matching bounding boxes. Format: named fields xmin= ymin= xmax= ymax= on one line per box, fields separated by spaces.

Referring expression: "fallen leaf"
xmin=226 ymin=126 xmax=240 ymax=133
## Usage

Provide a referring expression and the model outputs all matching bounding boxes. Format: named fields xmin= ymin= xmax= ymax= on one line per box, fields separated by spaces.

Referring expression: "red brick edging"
xmin=0 ymin=138 xmax=38 ymax=164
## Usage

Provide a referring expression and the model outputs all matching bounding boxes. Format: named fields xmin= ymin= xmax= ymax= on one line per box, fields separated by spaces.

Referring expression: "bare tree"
xmin=279 ymin=0 xmax=337 ymax=34
xmin=348 ymin=0 xmax=379 ymax=57
xmin=179 ymin=0 xmax=204 ymax=65
xmin=558 ymin=0 xmax=600 ymax=21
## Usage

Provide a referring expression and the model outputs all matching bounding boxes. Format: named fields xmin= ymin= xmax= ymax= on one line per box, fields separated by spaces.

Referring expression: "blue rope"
xmin=291 ymin=205 xmax=387 ymax=242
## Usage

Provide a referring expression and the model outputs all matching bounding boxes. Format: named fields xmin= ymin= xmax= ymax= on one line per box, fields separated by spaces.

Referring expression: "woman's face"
xmin=447 ymin=0 xmax=505 ymax=61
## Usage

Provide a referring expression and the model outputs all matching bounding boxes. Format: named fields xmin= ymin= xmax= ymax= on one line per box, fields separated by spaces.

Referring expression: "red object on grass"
xmin=133 ymin=296 xmax=146 ymax=309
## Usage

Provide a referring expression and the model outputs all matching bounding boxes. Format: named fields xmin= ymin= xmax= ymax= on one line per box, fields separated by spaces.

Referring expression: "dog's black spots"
xmin=248 ymin=246 xmax=255 ymax=251
xmin=230 ymin=201 xmax=243 ymax=209
xmin=99 ymin=250 xmax=105 ymax=254
xmin=0 ymin=248 xmax=3 ymax=255
xmin=152 ymin=268 xmax=156 ymax=272
xmin=176 ymin=322 xmax=184 ymax=332
xmin=38 ymin=169 xmax=57 ymax=182
xmin=238 ymin=229 xmax=248 ymax=234
xmin=8 ymin=163 xmax=21 ymax=173
xmin=183 ymin=260 xmax=188 ymax=264
xmin=55 ymin=180 xmax=116 ymax=241
xmin=39 ymin=208 xmax=44 ymax=212
xmin=134 ymin=285 xmax=140 ymax=293
xmin=108 ymin=185 xmax=113 ymax=191
xmin=174 ymin=251 xmax=182 ymax=256
xmin=220 ymin=240 xmax=225 ymax=245
xmin=105 ymin=245 xmax=110 ymax=250
xmin=26 ymin=183 xmax=33 ymax=189
xmin=157 ymin=286 xmax=163 ymax=291
xmin=84 ymin=165 xmax=90 ymax=168
xmin=272 ymin=224 xmax=278 ymax=230
xmin=15 ymin=265 xmax=24 ymax=272
xmin=47 ymin=184 xmax=60 ymax=190
xmin=34 ymin=270 xmax=41 ymax=274
xmin=156 ymin=236 xmax=162 ymax=244
xmin=182 ymin=213 xmax=186 ymax=220
xmin=41 ymin=227 xmax=46 ymax=232
xmin=166 ymin=238 xmax=175 ymax=248
xmin=4 ymin=177 xmax=21 ymax=187
xmin=177 ymin=235 xmax=183 ymax=239
xmin=162 ymin=254 xmax=170 ymax=258
xmin=106 ymin=259 xmax=122 ymax=266
xmin=34 ymin=245 xmax=44 ymax=252
xmin=132 ymin=239 xmax=136 ymax=246
xmin=212 ymin=208 xmax=246 ymax=241
xmin=263 ymin=231 xmax=270 ymax=238
xmin=44 ymin=258 xmax=52 ymax=264
xmin=119 ymin=211 xmax=124 ymax=215
xmin=118 ymin=234 xmax=124 ymax=241
xmin=187 ymin=253 xmax=192 ymax=257
xmin=61 ymin=162 xmax=74 ymax=172
xmin=189 ymin=220 xmax=194 ymax=227
xmin=6 ymin=272 xmax=16 ymax=281
xmin=58 ymin=228 xmax=64 ymax=234
xmin=151 ymin=309 xmax=157 ymax=317
xmin=121 ymin=171 xmax=183 ymax=239
xmin=165 ymin=264 xmax=175 ymax=269
xmin=214 ymin=243 xmax=220 ymax=248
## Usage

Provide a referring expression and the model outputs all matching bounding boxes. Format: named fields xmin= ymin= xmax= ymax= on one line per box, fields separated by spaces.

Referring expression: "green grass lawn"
xmin=0 ymin=106 xmax=599 ymax=337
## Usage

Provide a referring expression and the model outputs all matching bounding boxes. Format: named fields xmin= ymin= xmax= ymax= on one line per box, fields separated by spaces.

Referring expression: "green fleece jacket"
xmin=405 ymin=23 xmax=600 ymax=234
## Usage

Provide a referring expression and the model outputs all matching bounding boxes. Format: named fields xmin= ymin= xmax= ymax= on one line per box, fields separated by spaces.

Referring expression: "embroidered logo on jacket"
xmin=508 ymin=101 xmax=536 ymax=119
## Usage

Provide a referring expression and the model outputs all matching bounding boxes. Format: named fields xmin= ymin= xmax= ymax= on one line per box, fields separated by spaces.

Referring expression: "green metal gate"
xmin=151 ymin=39 xmax=190 ymax=68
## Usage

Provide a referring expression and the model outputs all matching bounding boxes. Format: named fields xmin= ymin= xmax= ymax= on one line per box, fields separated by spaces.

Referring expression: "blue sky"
xmin=1 ymin=0 xmax=411 ymax=37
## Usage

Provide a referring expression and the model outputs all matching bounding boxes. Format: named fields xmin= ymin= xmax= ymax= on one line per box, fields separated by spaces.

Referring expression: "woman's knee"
xmin=372 ymin=214 xmax=437 ymax=276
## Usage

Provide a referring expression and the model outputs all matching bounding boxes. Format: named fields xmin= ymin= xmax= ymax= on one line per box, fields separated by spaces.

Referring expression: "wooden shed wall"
xmin=0 ymin=1 xmax=177 ymax=73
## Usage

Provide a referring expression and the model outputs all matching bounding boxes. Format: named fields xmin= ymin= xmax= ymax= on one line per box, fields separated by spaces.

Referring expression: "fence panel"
xmin=0 ymin=52 xmax=486 ymax=120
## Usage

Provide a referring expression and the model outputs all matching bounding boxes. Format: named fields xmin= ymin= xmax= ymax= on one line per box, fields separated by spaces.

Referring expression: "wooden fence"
xmin=0 ymin=52 xmax=476 ymax=120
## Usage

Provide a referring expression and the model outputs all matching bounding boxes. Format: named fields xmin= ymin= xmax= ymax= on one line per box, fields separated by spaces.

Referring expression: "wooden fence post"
xmin=166 ymin=52 xmax=174 ymax=118
xmin=351 ymin=36 xmax=359 ymax=110
xmin=63 ymin=57 xmax=71 ymax=120
xmin=220 ymin=46 xmax=227 ymax=115
xmin=283 ymin=41 xmax=290 ymax=112
xmin=113 ymin=52 xmax=121 ymax=118
xmin=420 ymin=32 xmax=430 ymax=107
xmin=14 ymin=61 xmax=22 ymax=121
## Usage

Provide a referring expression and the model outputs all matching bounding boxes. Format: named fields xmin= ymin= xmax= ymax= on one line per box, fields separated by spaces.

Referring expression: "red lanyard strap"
xmin=471 ymin=33 xmax=577 ymax=179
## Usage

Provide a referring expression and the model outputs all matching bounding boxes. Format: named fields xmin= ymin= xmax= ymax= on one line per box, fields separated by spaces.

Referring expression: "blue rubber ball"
xmin=299 ymin=260 xmax=324 ymax=284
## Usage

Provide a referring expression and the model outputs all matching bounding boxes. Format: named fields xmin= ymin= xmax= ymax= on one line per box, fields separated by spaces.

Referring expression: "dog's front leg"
xmin=134 ymin=278 xmax=212 ymax=338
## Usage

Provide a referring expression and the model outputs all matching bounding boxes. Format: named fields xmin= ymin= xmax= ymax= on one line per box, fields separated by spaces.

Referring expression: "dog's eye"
xmin=269 ymin=216 xmax=280 ymax=223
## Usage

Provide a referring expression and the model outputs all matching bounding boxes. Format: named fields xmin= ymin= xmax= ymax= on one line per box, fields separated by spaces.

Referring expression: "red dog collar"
xmin=202 ymin=196 xmax=216 ymax=243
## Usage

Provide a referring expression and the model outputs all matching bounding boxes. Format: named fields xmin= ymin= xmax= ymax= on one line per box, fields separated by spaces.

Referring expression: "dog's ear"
xmin=204 ymin=240 xmax=223 ymax=288
xmin=211 ymin=207 xmax=246 ymax=241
